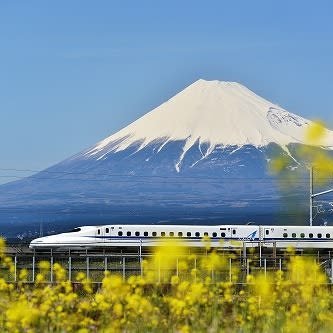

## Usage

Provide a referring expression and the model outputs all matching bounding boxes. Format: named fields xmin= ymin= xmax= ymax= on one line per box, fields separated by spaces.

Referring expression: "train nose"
xmin=29 ymin=237 xmax=46 ymax=248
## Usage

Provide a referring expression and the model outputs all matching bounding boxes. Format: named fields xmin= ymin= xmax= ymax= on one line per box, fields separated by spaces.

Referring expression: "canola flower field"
xmin=1 ymin=238 xmax=333 ymax=333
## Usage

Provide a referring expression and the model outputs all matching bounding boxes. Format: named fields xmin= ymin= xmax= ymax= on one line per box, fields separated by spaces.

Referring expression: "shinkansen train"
xmin=29 ymin=224 xmax=333 ymax=249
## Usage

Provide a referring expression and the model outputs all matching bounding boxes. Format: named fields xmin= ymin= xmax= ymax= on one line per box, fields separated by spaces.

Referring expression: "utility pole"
xmin=310 ymin=167 xmax=313 ymax=226
xmin=309 ymin=166 xmax=333 ymax=226
xmin=39 ymin=218 xmax=43 ymax=237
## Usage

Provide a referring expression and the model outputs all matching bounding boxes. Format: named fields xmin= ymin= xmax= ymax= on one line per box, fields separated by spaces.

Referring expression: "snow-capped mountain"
xmin=84 ymin=79 xmax=333 ymax=172
xmin=1 ymin=79 xmax=333 ymax=237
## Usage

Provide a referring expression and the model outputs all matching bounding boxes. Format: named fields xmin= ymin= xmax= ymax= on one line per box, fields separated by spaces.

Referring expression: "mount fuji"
xmin=2 ymin=79 xmax=333 ymax=238
xmin=86 ymin=79 xmax=333 ymax=167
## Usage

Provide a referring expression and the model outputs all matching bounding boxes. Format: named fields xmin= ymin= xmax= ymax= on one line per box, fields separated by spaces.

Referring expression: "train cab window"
xmin=300 ymin=233 xmax=305 ymax=238
xmin=135 ymin=231 xmax=140 ymax=236
xmin=127 ymin=231 xmax=131 ymax=236
xmin=292 ymin=233 xmax=296 ymax=238
xmin=309 ymin=233 xmax=313 ymax=238
xmin=318 ymin=233 xmax=322 ymax=238
xmin=161 ymin=232 xmax=166 ymax=237
xmin=326 ymin=233 xmax=331 ymax=239
xmin=152 ymin=232 xmax=157 ymax=237
xmin=221 ymin=232 xmax=226 ymax=238
xmin=97 ymin=229 xmax=101 ymax=235
xmin=105 ymin=228 xmax=109 ymax=234
xmin=169 ymin=232 xmax=174 ymax=237
xmin=212 ymin=232 xmax=217 ymax=238
xmin=283 ymin=233 xmax=288 ymax=238
xmin=195 ymin=232 xmax=200 ymax=237
xmin=178 ymin=232 xmax=183 ymax=237
xmin=232 ymin=230 xmax=236 ymax=235
xmin=118 ymin=231 xmax=123 ymax=236
xmin=144 ymin=231 xmax=148 ymax=237
xmin=204 ymin=232 xmax=209 ymax=237
xmin=66 ymin=228 xmax=81 ymax=233
xmin=187 ymin=232 xmax=191 ymax=237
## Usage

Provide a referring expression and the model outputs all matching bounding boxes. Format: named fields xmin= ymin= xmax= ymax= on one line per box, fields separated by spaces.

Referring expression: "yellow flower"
xmin=0 ymin=237 xmax=5 ymax=257
xmin=19 ymin=269 xmax=28 ymax=282
xmin=75 ymin=272 xmax=86 ymax=282
xmin=35 ymin=273 xmax=45 ymax=284
xmin=180 ymin=324 xmax=191 ymax=333
xmin=306 ymin=121 xmax=326 ymax=143
xmin=0 ymin=278 xmax=8 ymax=291
xmin=38 ymin=260 xmax=50 ymax=271
xmin=171 ymin=275 xmax=180 ymax=286
xmin=113 ymin=303 xmax=123 ymax=317
xmin=6 ymin=301 xmax=39 ymax=329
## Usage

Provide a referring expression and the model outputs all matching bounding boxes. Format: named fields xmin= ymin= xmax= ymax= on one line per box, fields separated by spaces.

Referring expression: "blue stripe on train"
xmin=85 ymin=236 xmax=333 ymax=242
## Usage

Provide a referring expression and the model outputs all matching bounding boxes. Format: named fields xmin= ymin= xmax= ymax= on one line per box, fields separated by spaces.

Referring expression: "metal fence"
xmin=3 ymin=250 xmax=333 ymax=284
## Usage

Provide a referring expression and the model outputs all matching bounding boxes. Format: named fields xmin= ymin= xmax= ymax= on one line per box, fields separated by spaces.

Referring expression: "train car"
xmin=29 ymin=224 xmax=333 ymax=249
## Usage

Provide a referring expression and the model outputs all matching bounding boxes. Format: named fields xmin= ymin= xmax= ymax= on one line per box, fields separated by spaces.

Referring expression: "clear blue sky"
xmin=1 ymin=0 xmax=333 ymax=182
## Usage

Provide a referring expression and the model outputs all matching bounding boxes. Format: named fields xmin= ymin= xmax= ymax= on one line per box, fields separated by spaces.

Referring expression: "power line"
xmin=0 ymin=174 xmax=324 ymax=184
xmin=0 ymin=167 xmax=331 ymax=181
xmin=0 ymin=208 xmax=324 ymax=216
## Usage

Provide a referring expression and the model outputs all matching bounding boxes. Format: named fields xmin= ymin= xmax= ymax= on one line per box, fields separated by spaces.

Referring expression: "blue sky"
xmin=1 ymin=0 xmax=333 ymax=182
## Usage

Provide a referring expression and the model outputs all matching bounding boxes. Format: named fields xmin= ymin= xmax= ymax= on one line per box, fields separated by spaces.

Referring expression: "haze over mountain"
xmin=1 ymin=79 xmax=333 ymax=238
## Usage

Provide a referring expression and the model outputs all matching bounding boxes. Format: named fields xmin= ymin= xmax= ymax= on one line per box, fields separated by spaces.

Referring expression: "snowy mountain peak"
xmin=86 ymin=79 xmax=333 ymax=168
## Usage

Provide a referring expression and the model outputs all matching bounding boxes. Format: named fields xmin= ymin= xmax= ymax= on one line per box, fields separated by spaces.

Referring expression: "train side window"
xmin=326 ymin=233 xmax=331 ymax=239
xmin=292 ymin=233 xmax=296 ymax=238
xmin=309 ymin=233 xmax=313 ymax=238
xmin=97 ymin=229 xmax=101 ymax=235
xmin=265 ymin=230 xmax=269 ymax=235
xmin=300 ymin=233 xmax=305 ymax=238
xmin=232 ymin=230 xmax=236 ymax=235
xmin=127 ymin=231 xmax=131 ymax=236
xmin=212 ymin=232 xmax=217 ymax=238
xmin=169 ymin=232 xmax=174 ymax=237
xmin=105 ymin=228 xmax=109 ymax=233
xmin=161 ymin=232 xmax=165 ymax=237
xmin=187 ymin=232 xmax=191 ymax=237
xmin=195 ymin=232 xmax=200 ymax=237
xmin=135 ymin=231 xmax=140 ymax=236
xmin=318 ymin=233 xmax=322 ymax=238
xmin=152 ymin=232 xmax=157 ymax=237
xmin=144 ymin=231 xmax=148 ymax=237
xmin=178 ymin=232 xmax=183 ymax=237
xmin=283 ymin=233 xmax=288 ymax=238
xmin=118 ymin=231 xmax=123 ymax=236
xmin=221 ymin=232 xmax=226 ymax=237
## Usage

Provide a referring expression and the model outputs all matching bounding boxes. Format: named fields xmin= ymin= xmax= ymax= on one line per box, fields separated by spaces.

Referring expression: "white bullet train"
xmin=29 ymin=224 xmax=333 ymax=249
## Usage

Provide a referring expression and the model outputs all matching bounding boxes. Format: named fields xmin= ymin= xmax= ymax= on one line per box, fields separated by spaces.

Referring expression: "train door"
xmin=230 ymin=227 xmax=237 ymax=239
xmin=96 ymin=227 xmax=105 ymax=242
xmin=264 ymin=227 xmax=274 ymax=242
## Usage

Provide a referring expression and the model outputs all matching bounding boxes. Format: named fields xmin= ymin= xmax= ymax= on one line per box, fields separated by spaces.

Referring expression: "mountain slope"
xmin=1 ymin=79 xmax=333 ymax=238
xmin=84 ymin=79 xmax=333 ymax=172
